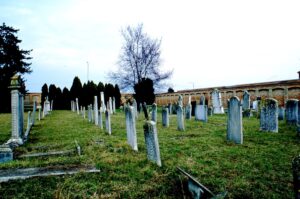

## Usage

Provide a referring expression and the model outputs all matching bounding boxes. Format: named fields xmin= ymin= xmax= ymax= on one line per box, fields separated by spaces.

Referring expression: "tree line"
xmin=41 ymin=76 xmax=121 ymax=110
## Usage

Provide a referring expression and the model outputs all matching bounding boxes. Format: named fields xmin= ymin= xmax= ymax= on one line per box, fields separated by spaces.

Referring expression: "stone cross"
xmin=227 ymin=96 xmax=243 ymax=144
xmin=151 ymin=103 xmax=157 ymax=122
xmin=94 ymin=96 xmax=99 ymax=125
xmin=211 ymin=89 xmax=224 ymax=114
xmin=177 ymin=105 xmax=185 ymax=131
xmin=286 ymin=99 xmax=298 ymax=125
xmin=125 ymin=106 xmax=138 ymax=151
xmin=162 ymin=106 xmax=169 ymax=127
xmin=260 ymin=98 xmax=278 ymax=133
xmin=143 ymin=121 xmax=161 ymax=167
xmin=105 ymin=110 xmax=111 ymax=135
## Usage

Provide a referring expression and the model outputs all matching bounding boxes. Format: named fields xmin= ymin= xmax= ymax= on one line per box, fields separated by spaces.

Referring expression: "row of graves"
xmin=71 ymin=89 xmax=300 ymax=198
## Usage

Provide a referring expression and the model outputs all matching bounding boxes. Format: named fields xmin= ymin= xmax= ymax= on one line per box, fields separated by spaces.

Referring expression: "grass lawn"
xmin=0 ymin=110 xmax=299 ymax=198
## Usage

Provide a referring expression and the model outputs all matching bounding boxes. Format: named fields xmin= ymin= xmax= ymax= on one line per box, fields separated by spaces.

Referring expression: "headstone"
xmin=278 ymin=107 xmax=285 ymax=120
xmin=142 ymin=102 xmax=149 ymax=120
xmin=94 ymin=96 xmax=98 ymax=125
xmin=143 ymin=121 xmax=161 ymax=167
xmin=208 ymin=107 xmax=213 ymax=116
xmin=132 ymin=99 xmax=138 ymax=119
xmin=83 ymin=107 xmax=86 ymax=119
xmin=260 ymin=98 xmax=278 ymax=133
xmin=88 ymin=105 xmax=92 ymax=122
xmin=252 ymin=100 xmax=258 ymax=111
xmin=31 ymin=98 xmax=37 ymax=126
xmin=105 ymin=110 xmax=111 ymax=135
xmin=19 ymin=95 xmax=24 ymax=134
xmin=286 ymin=99 xmax=298 ymax=125
xmin=7 ymin=75 xmax=23 ymax=146
xmin=100 ymin=92 xmax=106 ymax=112
xmin=162 ymin=106 xmax=169 ymax=127
xmin=151 ymin=103 xmax=157 ymax=122
xmin=168 ymin=103 xmax=172 ymax=114
xmin=227 ymin=96 xmax=243 ymax=144
xmin=98 ymin=110 xmax=103 ymax=129
xmin=195 ymin=96 xmax=208 ymax=122
xmin=112 ymin=97 xmax=116 ymax=114
xmin=125 ymin=106 xmax=138 ymax=151
xmin=185 ymin=103 xmax=192 ymax=120
xmin=177 ymin=105 xmax=185 ymax=131
xmin=178 ymin=95 xmax=183 ymax=107
xmin=38 ymin=107 xmax=41 ymax=121
xmin=292 ymin=155 xmax=300 ymax=199
xmin=24 ymin=111 xmax=32 ymax=141
xmin=76 ymin=98 xmax=79 ymax=115
xmin=109 ymin=97 xmax=113 ymax=114
xmin=50 ymin=100 xmax=53 ymax=111
xmin=211 ymin=89 xmax=224 ymax=114
xmin=242 ymin=90 xmax=250 ymax=110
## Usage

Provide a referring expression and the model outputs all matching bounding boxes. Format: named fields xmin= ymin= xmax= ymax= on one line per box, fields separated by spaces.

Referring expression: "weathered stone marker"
xmin=242 ymin=90 xmax=250 ymax=110
xmin=109 ymin=97 xmax=113 ymax=114
xmin=76 ymin=98 xmax=79 ymax=115
xmin=151 ymin=103 xmax=157 ymax=122
xmin=185 ymin=103 xmax=192 ymax=120
xmin=292 ymin=155 xmax=300 ymax=199
xmin=178 ymin=95 xmax=183 ymax=107
xmin=94 ymin=96 xmax=98 ymax=125
xmin=143 ymin=121 xmax=161 ymax=167
xmin=105 ymin=110 xmax=111 ymax=135
xmin=227 ymin=96 xmax=243 ymax=144
xmin=100 ymin=91 xmax=106 ymax=112
xmin=278 ymin=106 xmax=285 ymax=120
xmin=112 ymin=97 xmax=116 ymax=114
xmin=211 ymin=89 xmax=224 ymax=114
xmin=177 ymin=105 xmax=185 ymax=131
xmin=168 ymin=103 xmax=172 ymax=114
xmin=162 ymin=106 xmax=169 ymax=127
xmin=195 ymin=96 xmax=208 ymax=122
xmin=142 ymin=102 xmax=149 ymax=120
xmin=132 ymin=99 xmax=138 ymax=119
xmin=98 ymin=110 xmax=103 ymax=129
xmin=260 ymin=98 xmax=278 ymax=133
xmin=286 ymin=99 xmax=298 ymax=125
xmin=125 ymin=106 xmax=138 ymax=151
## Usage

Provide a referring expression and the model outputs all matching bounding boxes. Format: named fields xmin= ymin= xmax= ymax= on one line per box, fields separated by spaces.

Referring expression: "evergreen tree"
xmin=0 ymin=23 xmax=32 ymax=112
xmin=41 ymin=83 xmax=48 ymax=107
xmin=70 ymin=76 xmax=82 ymax=101
xmin=62 ymin=87 xmax=70 ymax=110
xmin=134 ymin=78 xmax=155 ymax=106
xmin=114 ymin=84 xmax=121 ymax=108
xmin=48 ymin=84 xmax=57 ymax=102
xmin=104 ymin=83 xmax=115 ymax=104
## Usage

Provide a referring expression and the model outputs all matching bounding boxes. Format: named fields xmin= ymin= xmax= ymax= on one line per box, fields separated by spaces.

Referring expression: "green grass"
xmin=0 ymin=110 xmax=299 ymax=198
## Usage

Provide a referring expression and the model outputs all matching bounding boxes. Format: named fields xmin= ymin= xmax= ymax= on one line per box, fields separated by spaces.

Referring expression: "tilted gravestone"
xmin=260 ymin=98 xmax=278 ymax=133
xmin=143 ymin=121 xmax=161 ymax=167
xmin=227 ymin=96 xmax=243 ymax=144
xmin=105 ymin=110 xmax=111 ymax=135
xmin=292 ymin=155 xmax=300 ymax=199
xmin=94 ymin=96 xmax=99 ymax=125
xmin=162 ymin=106 xmax=169 ymax=127
xmin=278 ymin=107 xmax=285 ymax=120
xmin=125 ymin=106 xmax=138 ymax=151
xmin=286 ymin=99 xmax=298 ymax=125
xmin=151 ymin=103 xmax=157 ymax=122
xmin=211 ymin=89 xmax=224 ymax=114
xmin=177 ymin=105 xmax=185 ymax=131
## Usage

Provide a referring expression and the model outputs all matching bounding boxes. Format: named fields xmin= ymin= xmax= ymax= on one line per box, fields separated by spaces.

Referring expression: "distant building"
xmin=24 ymin=92 xmax=42 ymax=110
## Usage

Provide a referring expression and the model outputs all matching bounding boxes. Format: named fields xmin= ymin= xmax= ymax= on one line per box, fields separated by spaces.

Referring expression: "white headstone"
xmin=211 ymin=89 xmax=224 ymax=114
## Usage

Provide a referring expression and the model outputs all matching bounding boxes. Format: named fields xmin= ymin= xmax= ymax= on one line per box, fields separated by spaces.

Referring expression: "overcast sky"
xmin=1 ymin=0 xmax=300 ymax=93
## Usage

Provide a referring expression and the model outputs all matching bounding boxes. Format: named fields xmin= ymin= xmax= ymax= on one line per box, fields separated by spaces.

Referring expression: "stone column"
xmin=94 ymin=96 xmax=99 ymax=125
xmin=7 ymin=74 xmax=23 ymax=146
xmin=227 ymin=96 xmax=243 ymax=144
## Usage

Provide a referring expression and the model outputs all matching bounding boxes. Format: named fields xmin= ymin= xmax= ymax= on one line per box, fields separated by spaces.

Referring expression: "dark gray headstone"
xmin=151 ymin=103 xmax=157 ymax=122
xmin=162 ymin=107 xmax=169 ymax=127
xmin=227 ymin=96 xmax=243 ymax=144
xmin=168 ymin=103 xmax=172 ymax=114
xmin=177 ymin=105 xmax=185 ymax=131
xmin=143 ymin=121 xmax=161 ymax=167
xmin=278 ymin=107 xmax=285 ymax=120
xmin=98 ymin=111 xmax=103 ymax=129
xmin=286 ymin=99 xmax=298 ymax=125
xmin=260 ymin=98 xmax=278 ymax=133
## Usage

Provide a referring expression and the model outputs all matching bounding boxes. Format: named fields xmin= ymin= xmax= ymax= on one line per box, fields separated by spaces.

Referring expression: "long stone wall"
xmin=155 ymin=79 xmax=300 ymax=108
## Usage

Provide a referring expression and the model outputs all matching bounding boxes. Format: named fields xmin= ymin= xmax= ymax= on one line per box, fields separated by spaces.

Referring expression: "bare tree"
xmin=109 ymin=24 xmax=172 ymax=91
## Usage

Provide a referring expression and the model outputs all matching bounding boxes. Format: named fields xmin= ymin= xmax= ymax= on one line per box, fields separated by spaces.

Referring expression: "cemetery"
xmin=0 ymin=75 xmax=299 ymax=198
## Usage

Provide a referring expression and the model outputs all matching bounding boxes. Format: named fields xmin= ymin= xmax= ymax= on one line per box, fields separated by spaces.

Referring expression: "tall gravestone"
xmin=125 ymin=106 xmax=138 ymax=151
xmin=132 ymin=99 xmax=138 ymax=119
xmin=178 ymin=95 xmax=183 ymax=107
xmin=112 ymin=97 xmax=116 ymax=114
xmin=143 ymin=121 xmax=162 ymax=167
xmin=76 ymin=98 xmax=79 ymax=115
xmin=98 ymin=110 xmax=103 ymax=129
xmin=227 ymin=96 xmax=243 ymax=144
xmin=211 ymin=89 xmax=224 ymax=114
xmin=151 ymin=103 xmax=157 ymax=122
xmin=94 ymin=96 xmax=99 ymax=125
xmin=105 ymin=110 xmax=111 ymax=135
xmin=286 ymin=99 xmax=298 ymax=125
xmin=177 ymin=105 xmax=185 ymax=131
xmin=195 ymin=96 xmax=207 ymax=122
xmin=7 ymin=75 xmax=23 ymax=146
xmin=185 ymin=103 xmax=192 ymax=120
xmin=260 ymin=98 xmax=278 ymax=133
xmin=100 ymin=92 xmax=106 ymax=112
xmin=162 ymin=106 xmax=169 ymax=127
xmin=242 ymin=90 xmax=251 ymax=117
xmin=168 ymin=103 xmax=172 ymax=114
xmin=109 ymin=97 xmax=113 ymax=114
